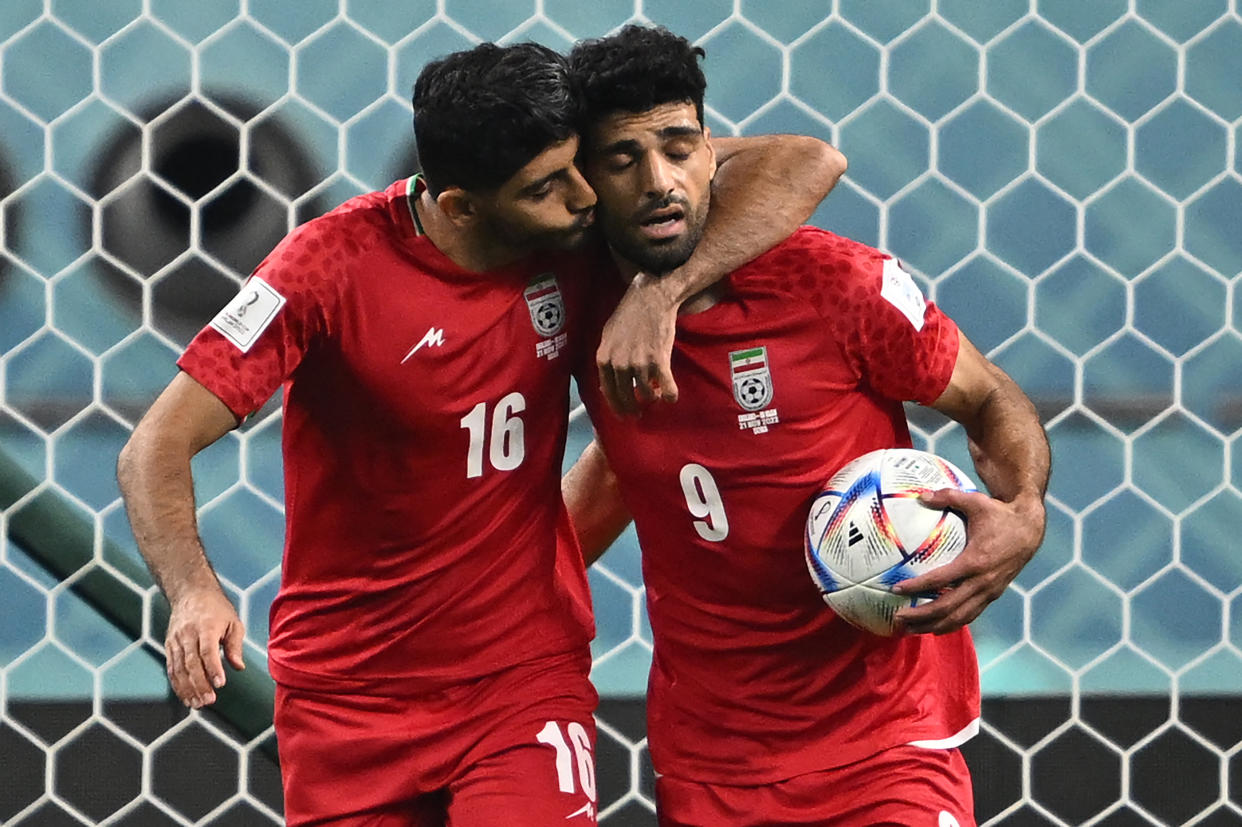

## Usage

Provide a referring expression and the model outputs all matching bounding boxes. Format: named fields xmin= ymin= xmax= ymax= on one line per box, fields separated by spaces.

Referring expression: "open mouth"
xmin=639 ymin=206 xmax=686 ymax=239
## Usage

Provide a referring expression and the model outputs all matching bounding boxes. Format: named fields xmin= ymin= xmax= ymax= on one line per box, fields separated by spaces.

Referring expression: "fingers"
xmin=897 ymin=588 xmax=991 ymax=636
xmin=224 ymin=621 xmax=247 ymax=671
xmin=918 ymin=487 xmax=984 ymax=512
xmin=651 ymin=358 xmax=679 ymax=403
xmin=598 ymin=363 xmax=638 ymax=416
xmin=165 ymin=628 xmax=216 ymax=708
xmin=892 ymin=557 xmax=967 ymax=597
xmin=598 ymin=360 xmax=679 ymax=415
xmin=164 ymin=607 xmax=247 ymax=708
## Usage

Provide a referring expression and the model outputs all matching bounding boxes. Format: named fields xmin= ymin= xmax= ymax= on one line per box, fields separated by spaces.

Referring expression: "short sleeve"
xmin=776 ymin=230 xmax=960 ymax=405
xmin=177 ymin=219 xmax=345 ymax=418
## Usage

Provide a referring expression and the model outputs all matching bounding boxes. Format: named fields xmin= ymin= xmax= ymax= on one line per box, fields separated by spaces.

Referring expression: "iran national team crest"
xmin=730 ymin=346 xmax=773 ymax=411
xmin=524 ymin=274 xmax=565 ymax=337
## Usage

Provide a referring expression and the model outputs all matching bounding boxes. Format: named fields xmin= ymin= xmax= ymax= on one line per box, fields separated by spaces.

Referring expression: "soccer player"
xmin=116 ymin=41 xmax=843 ymax=826
xmin=562 ymin=26 xmax=1051 ymax=827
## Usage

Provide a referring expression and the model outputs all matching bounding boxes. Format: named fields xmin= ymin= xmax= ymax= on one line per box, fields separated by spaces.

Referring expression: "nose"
xmin=639 ymin=152 xmax=675 ymax=199
xmin=565 ymin=165 xmax=596 ymax=214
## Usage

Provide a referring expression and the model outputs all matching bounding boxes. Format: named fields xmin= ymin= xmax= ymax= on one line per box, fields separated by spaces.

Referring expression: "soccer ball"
xmin=804 ymin=448 xmax=977 ymax=636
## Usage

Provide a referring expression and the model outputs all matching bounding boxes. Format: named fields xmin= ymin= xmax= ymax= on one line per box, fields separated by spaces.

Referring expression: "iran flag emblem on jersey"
xmin=524 ymin=274 xmax=565 ymax=337
xmin=730 ymin=346 xmax=773 ymax=411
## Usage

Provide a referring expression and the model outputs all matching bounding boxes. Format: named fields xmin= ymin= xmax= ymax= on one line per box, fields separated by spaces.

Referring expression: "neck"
xmin=608 ymin=247 xmax=721 ymax=315
xmin=414 ymin=189 xmax=526 ymax=272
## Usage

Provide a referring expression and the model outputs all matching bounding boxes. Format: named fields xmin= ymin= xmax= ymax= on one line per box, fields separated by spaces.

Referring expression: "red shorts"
xmin=274 ymin=651 xmax=599 ymax=826
xmin=655 ymin=744 xmax=974 ymax=827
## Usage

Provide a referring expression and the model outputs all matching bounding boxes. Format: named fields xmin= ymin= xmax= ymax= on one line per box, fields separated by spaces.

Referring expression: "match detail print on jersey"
xmin=209 ymin=275 xmax=287 ymax=353
xmin=879 ymin=257 xmax=927 ymax=331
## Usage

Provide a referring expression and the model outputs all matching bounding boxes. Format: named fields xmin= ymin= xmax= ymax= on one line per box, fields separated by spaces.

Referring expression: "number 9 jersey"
xmin=574 ymin=227 xmax=980 ymax=786
xmin=177 ymin=177 xmax=594 ymax=694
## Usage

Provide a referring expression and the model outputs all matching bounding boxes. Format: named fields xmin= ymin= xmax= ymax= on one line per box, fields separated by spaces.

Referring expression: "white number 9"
xmin=679 ymin=463 xmax=729 ymax=542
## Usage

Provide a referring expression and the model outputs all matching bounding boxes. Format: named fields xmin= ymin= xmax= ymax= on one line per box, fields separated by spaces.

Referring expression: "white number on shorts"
xmin=679 ymin=463 xmax=729 ymax=541
xmin=460 ymin=392 xmax=527 ymax=478
xmin=536 ymin=720 xmax=596 ymax=800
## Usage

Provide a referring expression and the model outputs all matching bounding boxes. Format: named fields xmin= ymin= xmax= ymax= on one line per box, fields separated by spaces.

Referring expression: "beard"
xmin=482 ymin=211 xmax=594 ymax=253
xmin=603 ymin=191 xmax=709 ymax=276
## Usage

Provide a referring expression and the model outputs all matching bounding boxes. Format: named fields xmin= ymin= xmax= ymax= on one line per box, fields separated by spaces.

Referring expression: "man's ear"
xmin=436 ymin=187 xmax=476 ymax=226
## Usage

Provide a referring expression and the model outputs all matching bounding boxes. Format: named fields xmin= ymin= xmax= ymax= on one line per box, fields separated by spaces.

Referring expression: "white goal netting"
xmin=1 ymin=1 xmax=1240 ymax=824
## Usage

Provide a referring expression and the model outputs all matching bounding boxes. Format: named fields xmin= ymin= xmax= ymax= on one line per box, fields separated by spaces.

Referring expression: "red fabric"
xmin=577 ymin=226 xmax=978 ymax=784
xmin=275 ymin=651 xmax=599 ymax=826
xmin=655 ymin=744 xmax=975 ymax=827
xmin=179 ymin=179 xmax=593 ymax=693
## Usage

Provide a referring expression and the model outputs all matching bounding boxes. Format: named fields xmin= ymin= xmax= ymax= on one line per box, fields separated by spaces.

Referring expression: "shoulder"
xmin=733 ymin=226 xmax=888 ymax=308
xmin=259 ymin=189 xmax=395 ymax=290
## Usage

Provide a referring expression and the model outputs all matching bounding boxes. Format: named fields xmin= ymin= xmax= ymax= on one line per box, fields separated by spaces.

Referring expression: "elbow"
xmin=807 ymin=137 xmax=847 ymax=194
xmin=116 ymin=434 xmax=140 ymax=494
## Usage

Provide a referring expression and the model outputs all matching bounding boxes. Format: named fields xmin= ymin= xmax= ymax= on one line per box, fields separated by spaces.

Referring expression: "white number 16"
xmin=536 ymin=720 xmax=596 ymax=800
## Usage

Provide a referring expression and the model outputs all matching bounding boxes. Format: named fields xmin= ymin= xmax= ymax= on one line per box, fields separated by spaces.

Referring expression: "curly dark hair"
xmin=413 ymin=42 xmax=578 ymax=196
xmin=567 ymin=25 xmax=706 ymax=137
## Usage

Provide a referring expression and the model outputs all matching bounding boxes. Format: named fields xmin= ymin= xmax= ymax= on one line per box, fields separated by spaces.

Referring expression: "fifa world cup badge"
xmin=525 ymin=274 xmax=568 ymax=360
xmin=730 ymin=346 xmax=780 ymax=434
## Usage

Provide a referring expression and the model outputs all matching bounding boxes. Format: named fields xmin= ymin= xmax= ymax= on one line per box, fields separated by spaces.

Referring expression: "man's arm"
xmin=563 ymin=439 xmax=633 ymax=566
xmin=596 ymin=134 xmax=847 ymax=415
xmin=893 ymin=334 xmax=1051 ymax=635
xmin=116 ymin=371 xmax=246 ymax=708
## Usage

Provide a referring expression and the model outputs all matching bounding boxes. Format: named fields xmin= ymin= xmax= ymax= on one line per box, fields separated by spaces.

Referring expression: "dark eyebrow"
xmin=657 ymin=125 xmax=702 ymax=140
xmin=598 ymin=125 xmax=702 ymax=157
xmin=519 ymin=168 xmax=567 ymax=195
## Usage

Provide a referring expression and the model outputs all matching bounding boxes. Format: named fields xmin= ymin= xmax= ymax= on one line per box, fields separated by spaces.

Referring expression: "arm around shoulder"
xmin=595 ymin=134 xmax=847 ymax=414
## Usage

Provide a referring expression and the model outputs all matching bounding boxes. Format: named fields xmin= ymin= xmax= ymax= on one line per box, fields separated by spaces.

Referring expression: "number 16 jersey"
xmin=178 ymin=178 xmax=594 ymax=693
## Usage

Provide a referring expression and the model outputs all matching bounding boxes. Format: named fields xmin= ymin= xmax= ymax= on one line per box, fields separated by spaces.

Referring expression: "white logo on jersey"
xmin=401 ymin=327 xmax=445 ymax=363
xmin=880 ymin=257 xmax=927 ymax=331
xmin=565 ymin=802 xmax=595 ymax=820
xmin=939 ymin=811 xmax=962 ymax=827
xmin=210 ymin=275 xmax=286 ymax=353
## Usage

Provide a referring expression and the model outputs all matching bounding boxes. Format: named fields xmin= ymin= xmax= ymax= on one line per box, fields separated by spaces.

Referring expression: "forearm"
xmin=563 ymin=440 xmax=633 ymax=566
xmin=118 ymin=435 xmax=220 ymax=605
xmin=655 ymin=134 xmax=847 ymax=304
xmin=118 ymin=439 xmax=219 ymax=603
xmin=962 ymin=371 xmax=1050 ymax=513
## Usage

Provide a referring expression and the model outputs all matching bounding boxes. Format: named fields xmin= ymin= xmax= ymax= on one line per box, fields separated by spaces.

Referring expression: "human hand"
xmin=597 ymin=273 xmax=680 ymax=416
xmin=163 ymin=586 xmax=246 ymax=708
xmin=893 ymin=488 xmax=1045 ymax=636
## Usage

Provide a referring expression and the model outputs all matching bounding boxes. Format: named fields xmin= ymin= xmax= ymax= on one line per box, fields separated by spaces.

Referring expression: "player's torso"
xmin=283 ymin=233 xmax=582 ymax=549
xmin=589 ymin=280 xmax=909 ymax=611
xmin=269 ymin=192 xmax=594 ymax=689
xmin=580 ymin=244 xmax=977 ymax=781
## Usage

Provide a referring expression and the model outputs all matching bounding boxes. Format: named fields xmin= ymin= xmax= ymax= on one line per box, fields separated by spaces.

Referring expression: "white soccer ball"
xmin=804 ymin=448 xmax=977 ymax=636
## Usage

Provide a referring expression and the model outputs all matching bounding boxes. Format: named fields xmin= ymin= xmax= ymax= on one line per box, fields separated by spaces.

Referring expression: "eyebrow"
xmin=599 ymin=124 xmax=703 ymax=155
xmin=519 ymin=168 xmax=567 ymax=195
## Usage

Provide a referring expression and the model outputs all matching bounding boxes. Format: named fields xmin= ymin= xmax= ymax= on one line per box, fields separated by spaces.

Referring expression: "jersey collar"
xmin=405 ymin=174 xmax=426 ymax=236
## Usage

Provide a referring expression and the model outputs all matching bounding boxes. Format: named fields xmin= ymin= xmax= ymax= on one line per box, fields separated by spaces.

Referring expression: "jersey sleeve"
xmin=780 ymin=230 xmax=960 ymax=405
xmin=176 ymin=219 xmax=345 ymax=419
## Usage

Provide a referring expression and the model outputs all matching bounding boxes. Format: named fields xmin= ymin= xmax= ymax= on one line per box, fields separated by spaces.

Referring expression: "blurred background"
xmin=1 ymin=1 xmax=1240 ymax=824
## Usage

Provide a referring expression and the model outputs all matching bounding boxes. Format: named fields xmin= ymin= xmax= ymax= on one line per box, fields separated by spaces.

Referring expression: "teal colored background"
xmin=2 ymin=2 xmax=1240 ymax=710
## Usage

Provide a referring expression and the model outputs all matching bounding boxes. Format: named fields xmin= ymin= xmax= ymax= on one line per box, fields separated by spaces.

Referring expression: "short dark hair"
xmin=413 ymin=42 xmax=578 ymax=196
xmin=568 ymin=25 xmax=706 ymax=136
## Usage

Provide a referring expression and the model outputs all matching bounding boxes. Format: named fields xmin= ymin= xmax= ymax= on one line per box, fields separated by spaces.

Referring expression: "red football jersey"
xmin=179 ymin=178 xmax=593 ymax=693
xmin=577 ymin=227 xmax=980 ymax=784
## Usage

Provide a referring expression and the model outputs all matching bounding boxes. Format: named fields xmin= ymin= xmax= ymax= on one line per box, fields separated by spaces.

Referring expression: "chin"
xmin=547 ymin=228 xmax=591 ymax=251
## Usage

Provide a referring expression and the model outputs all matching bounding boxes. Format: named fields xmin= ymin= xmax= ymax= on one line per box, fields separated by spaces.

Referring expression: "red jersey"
xmin=179 ymin=178 xmax=593 ymax=693
xmin=577 ymin=227 xmax=980 ymax=784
